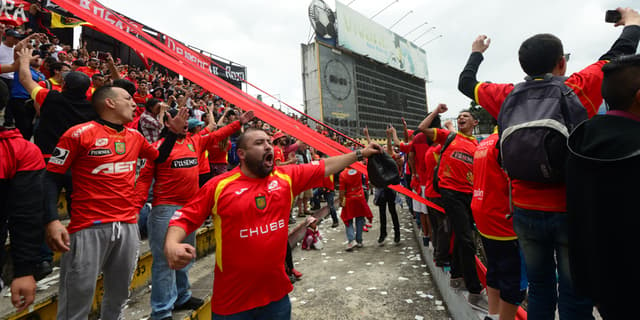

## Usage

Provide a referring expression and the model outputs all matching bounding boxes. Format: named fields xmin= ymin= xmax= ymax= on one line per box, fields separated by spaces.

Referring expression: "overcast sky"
xmin=103 ymin=0 xmax=636 ymax=120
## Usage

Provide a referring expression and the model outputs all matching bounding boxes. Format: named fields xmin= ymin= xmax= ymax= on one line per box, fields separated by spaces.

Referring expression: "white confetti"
xmin=365 ymin=262 xmax=372 ymax=266
xmin=378 ymin=261 xmax=385 ymax=265
xmin=435 ymin=300 xmax=443 ymax=305
xmin=322 ymin=260 xmax=328 ymax=263
xmin=415 ymin=316 xmax=424 ymax=320
xmin=405 ymin=299 xmax=413 ymax=304
xmin=321 ymin=253 xmax=326 ymax=256
xmin=401 ymin=262 xmax=407 ymax=265
xmin=347 ymin=270 xmax=354 ymax=274
xmin=416 ymin=291 xmax=424 ymax=295
xmin=426 ymin=294 xmax=434 ymax=299
xmin=419 ymin=294 xmax=428 ymax=298
xmin=338 ymin=259 xmax=344 ymax=262
xmin=380 ymin=291 xmax=388 ymax=295
xmin=367 ymin=287 xmax=377 ymax=290
xmin=421 ymin=264 xmax=426 ymax=267
xmin=345 ymin=287 xmax=353 ymax=291
xmin=300 ymin=300 xmax=307 ymax=305
xmin=398 ymin=276 xmax=409 ymax=281
xmin=290 ymin=297 xmax=297 ymax=301
xmin=422 ymin=272 xmax=429 ymax=276
xmin=436 ymin=306 xmax=445 ymax=311
xmin=307 ymin=288 xmax=315 ymax=292
xmin=330 ymin=276 xmax=337 ymax=280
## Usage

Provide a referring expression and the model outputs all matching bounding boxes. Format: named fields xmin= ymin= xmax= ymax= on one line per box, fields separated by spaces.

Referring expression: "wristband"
xmin=356 ymin=149 xmax=363 ymax=161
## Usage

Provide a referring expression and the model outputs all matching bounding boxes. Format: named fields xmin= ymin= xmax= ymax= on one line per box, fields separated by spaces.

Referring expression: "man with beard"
xmin=135 ymin=108 xmax=253 ymax=320
xmin=165 ymin=128 xmax=382 ymax=319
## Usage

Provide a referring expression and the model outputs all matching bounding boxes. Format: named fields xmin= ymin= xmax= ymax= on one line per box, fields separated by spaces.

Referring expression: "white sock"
xmin=486 ymin=314 xmax=499 ymax=320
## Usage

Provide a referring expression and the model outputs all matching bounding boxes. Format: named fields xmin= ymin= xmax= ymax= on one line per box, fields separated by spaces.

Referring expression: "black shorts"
xmin=481 ymin=236 xmax=527 ymax=306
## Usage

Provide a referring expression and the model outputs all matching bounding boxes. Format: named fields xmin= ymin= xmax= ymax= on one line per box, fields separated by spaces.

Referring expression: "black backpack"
xmin=497 ymin=74 xmax=588 ymax=183
xmin=432 ymin=131 xmax=457 ymax=193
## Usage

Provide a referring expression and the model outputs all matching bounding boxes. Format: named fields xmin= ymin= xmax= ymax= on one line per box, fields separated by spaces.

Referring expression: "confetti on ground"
xmin=416 ymin=291 xmax=424 ymax=295
xmin=380 ymin=291 xmax=388 ymax=295
xmin=330 ymin=276 xmax=337 ymax=280
xmin=415 ymin=316 xmax=424 ymax=320
xmin=405 ymin=299 xmax=413 ymax=304
xmin=290 ymin=297 xmax=297 ymax=301
xmin=435 ymin=300 xmax=442 ymax=305
xmin=307 ymin=288 xmax=315 ymax=292
xmin=338 ymin=259 xmax=344 ymax=262
xmin=436 ymin=306 xmax=446 ymax=311
xmin=378 ymin=261 xmax=384 ymax=265
xmin=422 ymin=272 xmax=429 ymax=276
xmin=398 ymin=276 xmax=409 ymax=281
xmin=426 ymin=294 xmax=434 ymax=299
xmin=367 ymin=287 xmax=377 ymax=290
xmin=345 ymin=287 xmax=353 ymax=291
xmin=347 ymin=270 xmax=354 ymax=274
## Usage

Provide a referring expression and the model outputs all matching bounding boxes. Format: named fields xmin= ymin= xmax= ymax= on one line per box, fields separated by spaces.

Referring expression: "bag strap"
xmin=432 ymin=131 xmax=457 ymax=191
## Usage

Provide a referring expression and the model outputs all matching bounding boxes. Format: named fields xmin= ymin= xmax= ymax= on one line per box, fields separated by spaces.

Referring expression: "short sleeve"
xmin=169 ymin=182 xmax=217 ymax=235
xmin=432 ymin=128 xmax=452 ymax=145
xmin=30 ymin=86 xmax=50 ymax=106
xmin=46 ymin=130 xmax=80 ymax=174
xmin=474 ymin=82 xmax=514 ymax=119
xmin=288 ymin=160 xmax=326 ymax=195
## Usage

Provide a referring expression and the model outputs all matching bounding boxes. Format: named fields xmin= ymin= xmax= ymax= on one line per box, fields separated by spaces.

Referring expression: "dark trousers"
xmin=427 ymin=197 xmax=451 ymax=265
xmin=440 ymin=188 xmax=483 ymax=294
xmin=377 ymin=190 xmax=399 ymax=238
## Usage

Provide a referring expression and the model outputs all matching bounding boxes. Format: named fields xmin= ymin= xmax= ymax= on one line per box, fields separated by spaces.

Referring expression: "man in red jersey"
xmin=471 ymin=127 xmax=525 ymax=320
xmin=42 ymin=83 xmax=188 ymax=320
xmin=0 ymin=126 xmax=45 ymax=312
xmin=418 ymin=103 xmax=485 ymax=311
xmin=339 ymin=164 xmax=374 ymax=251
xmin=457 ymin=8 xmax=640 ymax=319
xmin=165 ymin=128 xmax=382 ymax=319
xmin=136 ymin=107 xmax=252 ymax=320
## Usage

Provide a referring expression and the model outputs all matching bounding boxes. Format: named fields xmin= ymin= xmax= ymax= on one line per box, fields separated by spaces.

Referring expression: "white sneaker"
xmin=345 ymin=241 xmax=356 ymax=251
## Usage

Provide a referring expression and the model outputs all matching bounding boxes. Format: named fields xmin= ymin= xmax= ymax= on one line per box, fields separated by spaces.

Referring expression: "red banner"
xmin=0 ymin=0 xmax=31 ymax=26
xmin=51 ymin=0 xmax=443 ymax=212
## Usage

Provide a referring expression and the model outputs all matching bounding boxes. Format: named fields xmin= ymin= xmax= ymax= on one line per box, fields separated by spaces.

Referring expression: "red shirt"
xmin=38 ymin=78 xmax=62 ymax=92
xmin=471 ymin=133 xmax=516 ymax=240
xmin=47 ymin=121 xmax=158 ymax=234
xmin=273 ymin=145 xmax=285 ymax=165
xmin=208 ymin=140 xmax=231 ymax=164
xmin=137 ymin=122 xmax=240 ymax=207
xmin=410 ymin=133 xmax=430 ymax=186
xmin=133 ymin=92 xmax=152 ymax=106
xmin=169 ymin=161 xmax=326 ymax=315
xmin=430 ymin=128 xmax=478 ymax=194
xmin=423 ymin=144 xmax=442 ymax=198
xmin=339 ymin=168 xmax=373 ymax=223
xmin=474 ymin=60 xmax=606 ymax=211
xmin=75 ymin=66 xmax=100 ymax=77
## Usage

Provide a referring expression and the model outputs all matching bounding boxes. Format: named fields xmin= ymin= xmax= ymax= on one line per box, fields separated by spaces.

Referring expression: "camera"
xmin=605 ymin=10 xmax=622 ymax=23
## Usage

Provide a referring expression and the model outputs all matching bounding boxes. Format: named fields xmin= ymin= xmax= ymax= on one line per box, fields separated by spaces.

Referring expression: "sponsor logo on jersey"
xmin=239 ymin=219 xmax=286 ymax=238
xmin=451 ymin=151 xmax=474 ymax=165
xmin=267 ymin=180 xmax=280 ymax=192
xmin=95 ymin=138 xmax=108 ymax=147
xmin=50 ymin=147 xmax=70 ymax=165
xmin=187 ymin=144 xmax=195 ymax=152
xmin=91 ymin=161 xmax=136 ymax=174
xmin=235 ymin=187 xmax=249 ymax=195
xmin=88 ymin=148 xmax=112 ymax=156
xmin=71 ymin=123 xmax=95 ymax=138
xmin=170 ymin=157 xmax=198 ymax=169
xmin=115 ymin=142 xmax=126 ymax=155
xmin=348 ymin=169 xmax=357 ymax=175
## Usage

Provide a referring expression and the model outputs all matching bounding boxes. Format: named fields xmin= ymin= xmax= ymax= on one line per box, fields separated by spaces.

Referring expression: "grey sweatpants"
xmin=57 ymin=222 xmax=140 ymax=320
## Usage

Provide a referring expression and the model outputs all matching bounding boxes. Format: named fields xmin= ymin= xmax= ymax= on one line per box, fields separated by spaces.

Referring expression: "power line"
xmin=412 ymin=26 xmax=435 ymax=42
xmin=370 ymin=0 xmax=399 ymax=19
xmin=388 ymin=10 xmax=413 ymax=30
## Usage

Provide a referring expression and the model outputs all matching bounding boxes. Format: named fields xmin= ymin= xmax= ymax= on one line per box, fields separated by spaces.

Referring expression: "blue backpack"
xmin=497 ymin=74 xmax=588 ymax=183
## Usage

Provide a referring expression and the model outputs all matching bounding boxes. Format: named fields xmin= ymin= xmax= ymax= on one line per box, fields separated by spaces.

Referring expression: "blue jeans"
xmin=512 ymin=207 xmax=594 ymax=320
xmin=325 ymin=191 xmax=337 ymax=223
xmin=148 ymin=205 xmax=196 ymax=320
xmin=345 ymin=216 xmax=365 ymax=244
xmin=212 ymin=294 xmax=291 ymax=320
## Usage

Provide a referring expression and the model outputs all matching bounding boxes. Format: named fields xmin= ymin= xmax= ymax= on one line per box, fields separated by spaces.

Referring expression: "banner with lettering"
xmin=50 ymin=0 xmax=442 ymax=212
xmin=0 ymin=0 xmax=30 ymax=26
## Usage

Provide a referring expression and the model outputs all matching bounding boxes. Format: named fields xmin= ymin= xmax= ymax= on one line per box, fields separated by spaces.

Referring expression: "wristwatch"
xmin=356 ymin=149 xmax=363 ymax=161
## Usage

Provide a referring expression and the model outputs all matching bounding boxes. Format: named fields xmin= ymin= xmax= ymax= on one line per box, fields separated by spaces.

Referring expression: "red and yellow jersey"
xmin=47 ymin=121 xmax=158 ymax=234
xmin=136 ymin=122 xmax=240 ymax=207
xmin=473 ymin=60 xmax=606 ymax=212
xmin=410 ymin=133 xmax=430 ymax=186
xmin=75 ymin=66 xmax=100 ymax=78
xmin=273 ymin=145 xmax=285 ymax=165
xmin=38 ymin=78 xmax=62 ymax=92
xmin=471 ymin=133 xmax=516 ymax=240
xmin=423 ymin=144 xmax=442 ymax=198
xmin=133 ymin=92 xmax=152 ymax=106
xmin=430 ymin=128 xmax=478 ymax=194
xmin=169 ymin=161 xmax=326 ymax=315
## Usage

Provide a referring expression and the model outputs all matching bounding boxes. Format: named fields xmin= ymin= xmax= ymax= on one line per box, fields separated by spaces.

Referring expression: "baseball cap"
xmin=187 ymin=118 xmax=204 ymax=130
xmin=272 ymin=131 xmax=286 ymax=142
xmin=5 ymin=29 xmax=24 ymax=39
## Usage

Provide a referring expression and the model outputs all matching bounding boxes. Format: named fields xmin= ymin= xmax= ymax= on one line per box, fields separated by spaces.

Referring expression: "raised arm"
xmin=418 ymin=103 xmax=448 ymax=133
xmin=323 ymin=143 xmax=382 ymax=177
xmin=16 ymin=48 xmax=41 ymax=103
xmin=458 ymin=35 xmax=491 ymax=101
xmin=363 ymin=127 xmax=372 ymax=144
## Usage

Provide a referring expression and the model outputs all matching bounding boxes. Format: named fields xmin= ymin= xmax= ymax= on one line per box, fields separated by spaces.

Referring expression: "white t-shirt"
xmin=0 ymin=43 xmax=14 ymax=80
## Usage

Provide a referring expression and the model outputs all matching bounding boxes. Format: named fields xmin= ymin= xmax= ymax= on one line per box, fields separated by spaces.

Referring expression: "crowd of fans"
xmin=1 ymin=6 xmax=640 ymax=320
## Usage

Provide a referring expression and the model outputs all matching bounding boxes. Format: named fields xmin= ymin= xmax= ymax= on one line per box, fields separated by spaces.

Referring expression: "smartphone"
xmin=605 ymin=10 xmax=621 ymax=23
xmin=97 ymin=51 xmax=109 ymax=60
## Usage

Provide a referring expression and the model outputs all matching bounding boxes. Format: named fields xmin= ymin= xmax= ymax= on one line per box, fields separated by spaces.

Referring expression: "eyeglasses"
xmin=564 ymin=53 xmax=571 ymax=62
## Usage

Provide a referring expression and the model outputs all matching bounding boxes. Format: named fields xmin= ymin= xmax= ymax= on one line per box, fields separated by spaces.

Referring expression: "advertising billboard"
xmin=335 ymin=0 xmax=428 ymax=80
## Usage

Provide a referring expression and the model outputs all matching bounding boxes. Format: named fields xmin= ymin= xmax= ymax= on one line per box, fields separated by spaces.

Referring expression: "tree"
xmin=468 ymin=100 xmax=495 ymax=135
